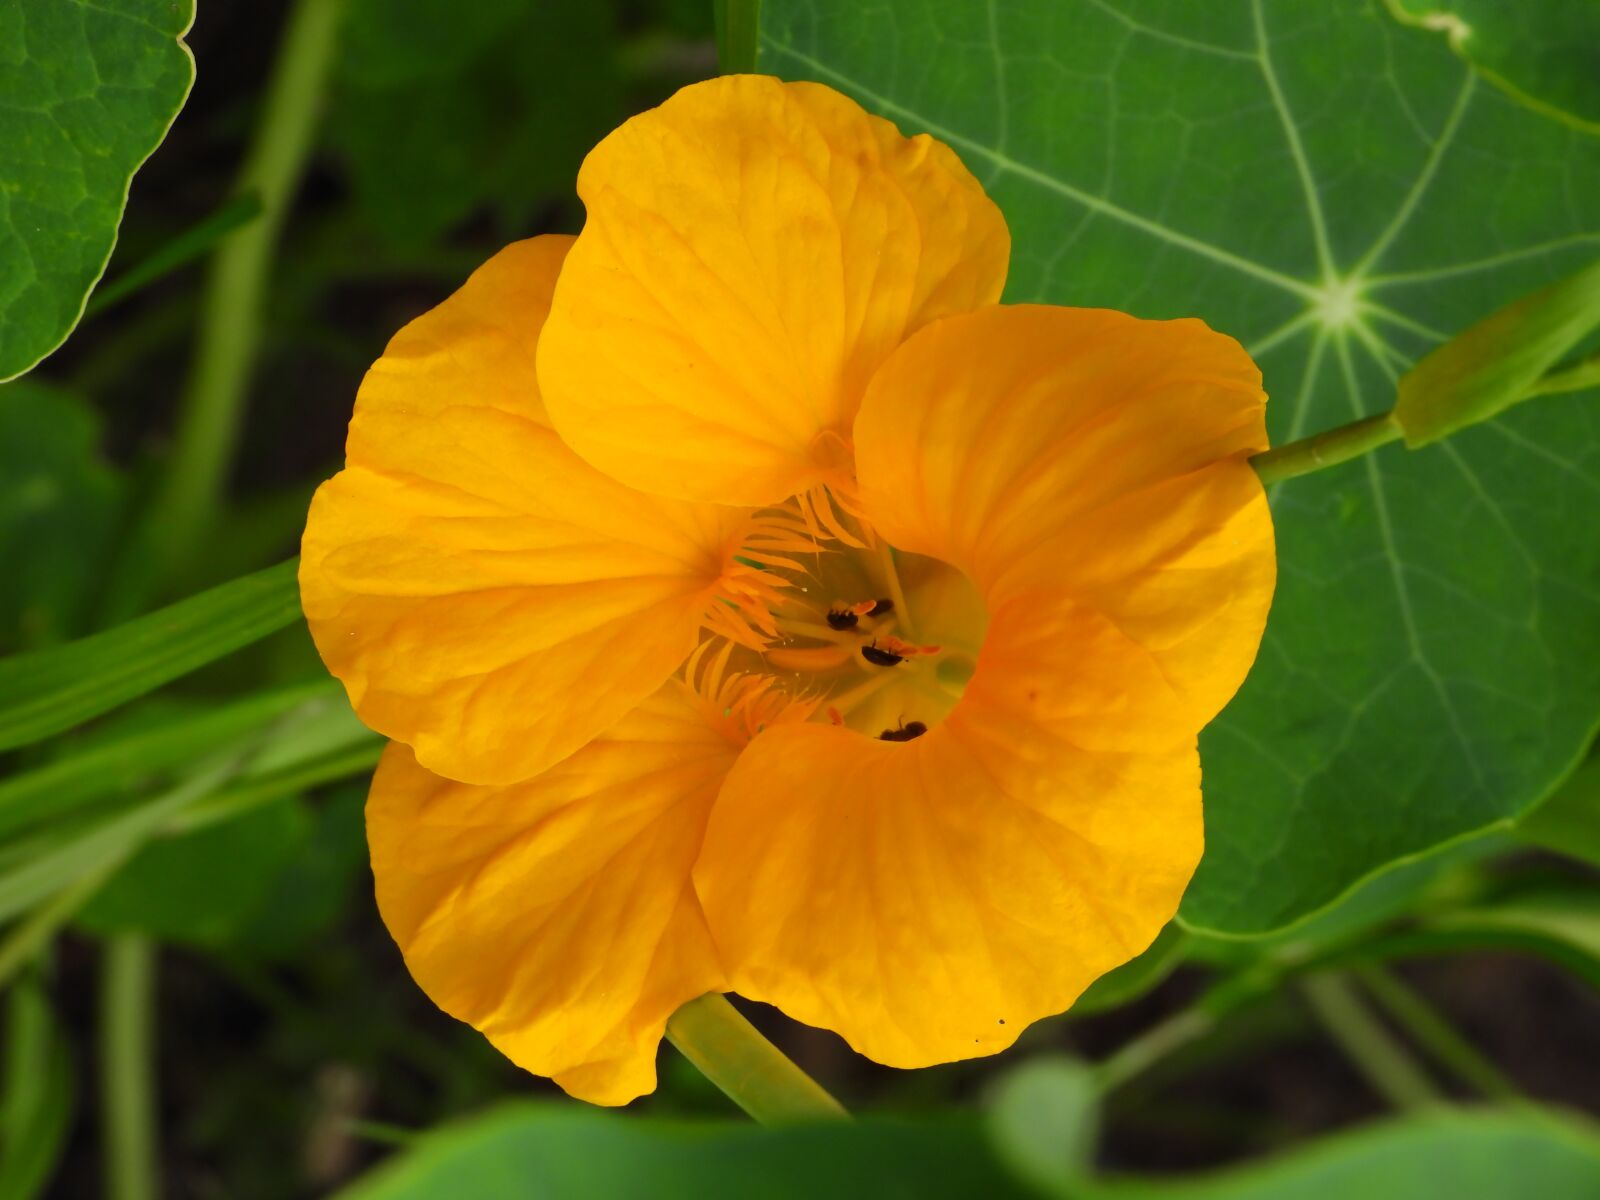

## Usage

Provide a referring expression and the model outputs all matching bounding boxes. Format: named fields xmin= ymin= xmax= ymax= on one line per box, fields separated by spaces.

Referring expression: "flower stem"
xmin=120 ymin=0 xmax=346 ymax=611
xmin=1526 ymin=353 xmax=1600 ymax=397
xmin=1096 ymin=1008 xmax=1216 ymax=1093
xmin=0 ymin=865 xmax=116 ymax=990
xmin=665 ymin=994 xmax=848 ymax=1124
xmin=1250 ymin=410 xmax=1403 ymax=485
xmin=1354 ymin=965 xmax=1523 ymax=1103
xmin=1299 ymin=970 xmax=1442 ymax=1110
xmin=713 ymin=0 xmax=760 ymax=73
xmin=101 ymin=935 xmax=159 ymax=1200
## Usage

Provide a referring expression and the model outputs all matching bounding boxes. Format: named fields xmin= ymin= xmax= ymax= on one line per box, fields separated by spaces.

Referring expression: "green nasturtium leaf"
xmin=1085 ymin=1111 xmax=1600 ymax=1200
xmin=759 ymin=0 xmax=1600 ymax=934
xmin=1382 ymin=0 xmax=1600 ymax=133
xmin=0 ymin=0 xmax=196 ymax=380
xmin=335 ymin=1106 xmax=1032 ymax=1200
xmin=0 ymin=380 xmax=124 ymax=654
xmin=1516 ymin=751 xmax=1600 ymax=867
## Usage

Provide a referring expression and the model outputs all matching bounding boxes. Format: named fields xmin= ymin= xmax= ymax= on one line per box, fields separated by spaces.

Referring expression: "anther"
xmin=878 ymin=720 xmax=927 ymax=742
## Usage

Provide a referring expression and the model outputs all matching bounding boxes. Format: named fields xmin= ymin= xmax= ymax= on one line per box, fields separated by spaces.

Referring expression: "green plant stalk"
xmin=127 ymin=0 xmax=345 ymax=609
xmin=102 ymin=935 xmax=158 ymax=1200
xmin=0 ymin=866 xmax=115 ymax=990
xmin=665 ymin=994 xmax=848 ymax=1124
xmin=1526 ymin=353 xmax=1600 ymax=397
xmin=714 ymin=0 xmax=761 ymax=73
xmin=1354 ymin=964 xmax=1523 ymax=1102
xmin=1096 ymin=1008 xmax=1216 ymax=1093
xmin=1250 ymin=411 xmax=1403 ymax=485
xmin=1299 ymin=971 xmax=1442 ymax=1110
xmin=1251 ymin=349 xmax=1596 ymax=487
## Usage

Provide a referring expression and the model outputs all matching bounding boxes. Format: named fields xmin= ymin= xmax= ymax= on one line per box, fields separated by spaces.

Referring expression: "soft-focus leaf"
xmin=759 ymin=0 xmax=1600 ymax=934
xmin=0 ymin=380 xmax=124 ymax=654
xmin=0 ymin=757 xmax=237 ymax=924
xmin=329 ymin=1 xmax=625 ymax=246
xmin=1395 ymin=259 xmax=1600 ymax=444
xmin=1394 ymin=886 xmax=1600 ymax=989
xmin=234 ymin=783 xmax=367 ymax=959
xmin=75 ymin=796 xmax=309 ymax=945
xmin=1516 ymin=750 xmax=1600 ymax=867
xmin=1382 ymin=0 xmax=1600 ymax=132
xmin=986 ymin=1056 xmax=1099 ymax=1198
xmin=0 ymin=970 xmax=74 ymax=1200
xmin=0 ymin=0 xmax=196 ymax=379
xmin=0 ymin=558 xmax=302 ymax=752
xmin=336 ymin=1105 xmax=1032 ymax=1200
xmin=1085 ymin=1111 xmax=1600 ymax=1199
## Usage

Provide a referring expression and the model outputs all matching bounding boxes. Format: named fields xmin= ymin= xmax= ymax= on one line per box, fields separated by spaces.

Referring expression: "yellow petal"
xmin=301 ymin=237 xmax=755 ymax=785
xmin=694 ymin=708 xmax=1201 ymax=1068
xmin=538 ymin=75 xmax=1009 ymax=505
xmin=369 ymin=681 xmax=735 ymax=1106
xmin=854 ymin=303 xmax=1275 ymax=749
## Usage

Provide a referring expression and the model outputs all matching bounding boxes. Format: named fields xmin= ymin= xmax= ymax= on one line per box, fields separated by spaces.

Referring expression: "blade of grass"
xmin=0 ymin=559 xmax=301 ymax=753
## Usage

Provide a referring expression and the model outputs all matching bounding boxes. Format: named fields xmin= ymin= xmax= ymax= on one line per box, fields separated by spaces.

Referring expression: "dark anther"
xmin=861 ymin=641 xmax=905 ymax=667
xmin=866 ymin=598 xmax=893 ymax=617
xmin=878 ymin=720 xmax=927 ymax=742
xmin=826 ymin=607 xmax=859 ymax=631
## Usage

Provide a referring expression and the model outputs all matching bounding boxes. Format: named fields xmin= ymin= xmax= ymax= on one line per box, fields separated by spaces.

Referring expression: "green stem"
xmin=1250 ymin=410 xmax=1403 ymax=485
xmin=664 ymin=994 xmax=848 ymax=1124
xmin=1299 ymin=971 xmax=1442 ymax=1110
xmin=1096 ymin=1008 xmax=1215 ymax=1093
xmin=0 ymin=866 xmax=116 ymax=990
xmin=1527 ymin=353 xmax=1600 ymax=397
xmin=102 ymin=935 xmax=159 ymax=1200
xmin=1354 ymin=965 xmax=1523 ymax=1103
xmin=127 ymin=0 xmax=345 ymax=608
xmin=714 ymin=0 xmax=761 ymax=73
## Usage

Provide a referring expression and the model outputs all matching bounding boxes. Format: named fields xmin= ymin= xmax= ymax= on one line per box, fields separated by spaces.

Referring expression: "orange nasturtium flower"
xmin=300 ymin=76 xmax=1276 ymax=1105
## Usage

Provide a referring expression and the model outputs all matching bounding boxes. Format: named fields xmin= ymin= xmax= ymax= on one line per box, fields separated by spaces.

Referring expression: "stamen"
xmin=797 ymin=483 xmax=867 ymax=549
xmin=686 ymin=638 xmax=819 ymax=745
xmin=873 ymin=540 xmax=914 ymax=638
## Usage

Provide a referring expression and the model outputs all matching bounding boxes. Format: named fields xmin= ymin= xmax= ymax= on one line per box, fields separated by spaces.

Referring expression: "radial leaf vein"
xmin=760 ymin=38 xmax=1321 ymax=300
xmin=1251 ymin=0 xmax=1336 ymax=278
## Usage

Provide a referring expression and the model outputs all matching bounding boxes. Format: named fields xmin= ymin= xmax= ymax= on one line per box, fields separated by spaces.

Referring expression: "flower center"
xmin=698 ymin=496 xmax=985 ymax=745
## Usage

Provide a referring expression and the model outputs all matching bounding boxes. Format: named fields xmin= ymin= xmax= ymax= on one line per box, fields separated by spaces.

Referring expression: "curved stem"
xmin=1354 ymin=965 xmax=1523 ymax=1103
xmin=1096 ymin=1008 xmax=1215 ymax=1093
xmin=665 ymin=994 xmax=848 ymax=1124
xmin=1300 ymin=970 xmax=1442 ymax=1110
xmin=122 ymin=0 xmax=346 ymax=612
xmin=102 ymin=935 xmax=158 ymax=1200
xmin=1250 ymin=410 xmax=1403 ymax=485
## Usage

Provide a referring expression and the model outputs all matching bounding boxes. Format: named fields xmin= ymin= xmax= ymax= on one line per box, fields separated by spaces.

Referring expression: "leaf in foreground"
xmin=0 ymin=0 xmax=197 ymax=379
